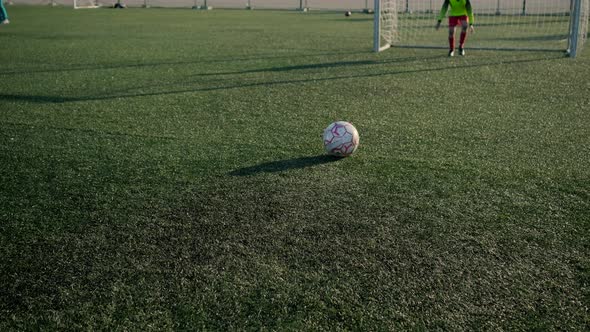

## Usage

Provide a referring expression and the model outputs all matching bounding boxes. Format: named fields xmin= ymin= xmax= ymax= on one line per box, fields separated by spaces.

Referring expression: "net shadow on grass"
xmin=2 ymin=121 xmax=178 ymax=140
xmin=190 ymin=55 xmax=442 ymax=77
xmin=229 ymin=155 xmax=342 ymax=176
xmin=472 ymin=18 xmax=568 ymax=27
xmin=0 ymin=55 xmax=563 ymax=104
xmin=0 ymin=94 xmax=73 ymax=103
xmin=0 ymin=50 xmax=370 ymax=77
xmin=328 ymin=17 xmax=373 ymax=22
xmin=490 ymin=34 xmax=567 ymax=42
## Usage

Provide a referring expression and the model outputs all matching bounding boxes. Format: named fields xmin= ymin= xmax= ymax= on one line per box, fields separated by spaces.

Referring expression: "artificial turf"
xmin=0 ymin=6 xmax=589 ymax=330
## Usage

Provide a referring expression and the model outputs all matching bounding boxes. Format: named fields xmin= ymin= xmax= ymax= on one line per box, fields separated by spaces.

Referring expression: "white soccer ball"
xmin=323 ymin=121 xmax=359 ymax=157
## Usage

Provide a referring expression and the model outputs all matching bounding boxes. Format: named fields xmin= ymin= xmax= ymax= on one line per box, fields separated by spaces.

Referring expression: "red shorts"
xmin=449 ymin=15 xmax=469 ymax=27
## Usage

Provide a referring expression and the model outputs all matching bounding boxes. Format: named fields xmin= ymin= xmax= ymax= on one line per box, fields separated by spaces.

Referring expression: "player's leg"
xmin=0 ymin=1 xmax=9 ymax=24
xmin=447 ymin=17 xmax=459 ymax=56
xmin=459 ymin=17 xmax=469 ymax=55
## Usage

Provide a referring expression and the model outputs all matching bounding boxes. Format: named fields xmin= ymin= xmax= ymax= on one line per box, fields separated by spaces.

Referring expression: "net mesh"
xmin=378 ymin=0 xmax=398 ymax=50
xmin=376 ymin=0 xmax=589 ymax=53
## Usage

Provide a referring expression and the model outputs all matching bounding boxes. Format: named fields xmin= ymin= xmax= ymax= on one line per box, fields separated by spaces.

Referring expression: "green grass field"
xmin=1 ymin=6 xmax=589 ymax=330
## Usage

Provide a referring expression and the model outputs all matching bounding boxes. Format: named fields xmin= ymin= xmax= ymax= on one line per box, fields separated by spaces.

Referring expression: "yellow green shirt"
xmin=438 ymin=0 xmax=474 ymax=25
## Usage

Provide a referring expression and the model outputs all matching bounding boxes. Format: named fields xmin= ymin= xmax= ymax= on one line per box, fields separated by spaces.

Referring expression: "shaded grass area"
xmin=1 ymin=6 xmax=589 ymax=330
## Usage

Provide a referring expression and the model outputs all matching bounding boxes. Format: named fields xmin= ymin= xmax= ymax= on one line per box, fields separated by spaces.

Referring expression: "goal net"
xmin=374 ymin=0 xmax=590 ymax=56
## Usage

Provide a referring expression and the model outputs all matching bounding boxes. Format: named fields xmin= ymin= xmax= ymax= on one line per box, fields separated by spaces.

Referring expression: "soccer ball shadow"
xmin=228 ymin=155 xmax=342 ymax=176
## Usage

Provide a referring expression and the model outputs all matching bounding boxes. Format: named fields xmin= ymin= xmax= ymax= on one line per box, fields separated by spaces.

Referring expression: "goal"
xmin=74 ymin=0 xmax=100 ymax=9
xmin=374 ymin=0 xmax=590 ymax=57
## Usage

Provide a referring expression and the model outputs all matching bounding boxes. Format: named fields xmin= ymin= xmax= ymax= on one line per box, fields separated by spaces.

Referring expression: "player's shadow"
xmin=229 ymin=155 xmax=342 ymax=176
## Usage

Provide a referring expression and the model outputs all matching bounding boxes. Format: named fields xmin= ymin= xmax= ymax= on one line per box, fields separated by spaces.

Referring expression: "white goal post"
xmin=374 ymin=0 xmax=590 ymax=57
xmin=568 ymin=0 xmax=589 ymax=56
xmin=373 ymin=0 xmax=397 ymax=52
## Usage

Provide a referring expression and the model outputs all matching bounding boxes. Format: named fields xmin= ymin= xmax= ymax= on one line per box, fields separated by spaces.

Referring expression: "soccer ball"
xmin=345 ymin=11 xmax=352 ymax=17
xmin=323 ymin=121 xmax=359 ymax=157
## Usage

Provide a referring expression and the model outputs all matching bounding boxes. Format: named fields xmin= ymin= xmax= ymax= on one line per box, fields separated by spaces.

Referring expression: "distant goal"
xmin=74 ymin=0 xmax=100 ymax=9
xmin=374 ymin=0 xmax=589 ymax=57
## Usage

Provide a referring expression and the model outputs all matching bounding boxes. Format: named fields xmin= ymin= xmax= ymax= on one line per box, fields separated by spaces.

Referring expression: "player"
xmin=0 ymin=0 xmax=9 ymax=25
xmin=436 ymin=0 xmax=474 ymax=56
